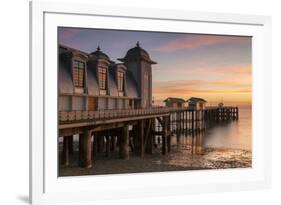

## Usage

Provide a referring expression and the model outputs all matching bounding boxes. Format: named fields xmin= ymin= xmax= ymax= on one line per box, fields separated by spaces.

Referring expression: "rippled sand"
xmin=59 ymin=144 xmax=251 ymax=176
xmin=162 ymin=146 xmax=251 ymax=169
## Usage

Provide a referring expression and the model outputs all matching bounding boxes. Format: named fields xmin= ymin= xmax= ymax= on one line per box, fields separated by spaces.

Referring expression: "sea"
xmin=59 ymin=108 xmax=252 ymax=176
xmin=161 ymin=107 xmax=252 ymax=170
xmin=204 ymin=108 xmax=252 ymax=150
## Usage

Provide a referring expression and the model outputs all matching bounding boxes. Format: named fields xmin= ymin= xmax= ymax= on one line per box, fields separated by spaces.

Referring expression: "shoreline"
xmin=59 ymin=146 xmax=252 ymax=177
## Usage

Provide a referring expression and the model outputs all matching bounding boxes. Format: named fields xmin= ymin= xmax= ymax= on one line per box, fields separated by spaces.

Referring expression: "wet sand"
xmin=59 ymin=108 xmax=252 ymax=176
xmin=59 ymin=144 xmax=251 ymax=176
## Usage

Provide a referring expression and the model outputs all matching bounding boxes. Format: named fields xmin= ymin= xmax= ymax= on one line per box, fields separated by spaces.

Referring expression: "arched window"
xmin=73 ymin=60 xmax=85 ymax=93
xmin=98 ymin=67 xmax=107 ymax=93
xmin=117 ymin=70 xmax=124 ymax=92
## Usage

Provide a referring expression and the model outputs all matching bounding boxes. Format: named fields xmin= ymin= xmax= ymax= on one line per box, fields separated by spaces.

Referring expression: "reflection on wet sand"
xmin=161 ymin=130 xmax=251 ymax=170
xmin=59 ymin=115 xmax=251 ymax=176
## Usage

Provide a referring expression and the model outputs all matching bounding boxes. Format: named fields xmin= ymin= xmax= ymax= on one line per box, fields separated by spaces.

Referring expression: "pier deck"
xmin=58 ymin=106 xmax=239 ymax=168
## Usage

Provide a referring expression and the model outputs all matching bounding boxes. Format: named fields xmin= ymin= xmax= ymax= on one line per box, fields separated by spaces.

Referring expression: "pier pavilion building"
xmin=59 ymin=42 xmax=157 ymax=113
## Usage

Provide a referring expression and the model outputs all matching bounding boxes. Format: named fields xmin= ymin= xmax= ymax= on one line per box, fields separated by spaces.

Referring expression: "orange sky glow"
xmin=58 ymin=28 xmax=252 ymax=107
xmin=150 ymin=34 xmax=252 ymax=108
xmin=152 ymin=64 xmax=252 ymax=107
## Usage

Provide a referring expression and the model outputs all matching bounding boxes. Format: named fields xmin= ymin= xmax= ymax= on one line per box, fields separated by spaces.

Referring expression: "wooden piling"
xmin=162 ymin=116 xmax=168 ymax=155
xmin=178 ymin=112 xmax=181 ymax=131
xmin=111 ymin=135 xmax=116 ymax=152
xmin=181 ymin=112 xmax=184 ymax=132
xmin=176 ymin=128 xmax=180 ymax=144
xmin=191 ymin=110 xmax=194 ymax=131
xmin=119 ymin=125 xmax=130 ymax=160
xmin=140 ymin=120 xmax=145 ymax=157
xmin=68 ymin=135 xmax=73 ymax=156
xmin=97 ymin=133 xmax=105 ymax=153
xmin=105 ymin=135 xmax=111 ymax=158
xmin=79 ymin=130 xmax=92 ymax=168
xmin=145 ymin=119 xmax=153 ymax=154
xmin=62 ymin=136 xmax=70 ymax=166
xmin=93 ymin=133 xmax=98 ymax=157
xmin=167 ymin=115 xmax=172 ymax=152
xmin=167 ymin=135 xmax=171 ymax=153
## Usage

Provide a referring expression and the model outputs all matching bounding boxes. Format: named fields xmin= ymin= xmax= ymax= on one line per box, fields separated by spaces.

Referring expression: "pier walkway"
xmin=58 ymin=106 xmax=239 ymax=168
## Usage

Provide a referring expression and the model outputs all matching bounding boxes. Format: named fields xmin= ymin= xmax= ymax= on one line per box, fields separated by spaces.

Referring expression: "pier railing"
xmin=59 ymin=106 xmax=238 ymax=123
xmin=59 ymin=107 xmax=188 ymax=123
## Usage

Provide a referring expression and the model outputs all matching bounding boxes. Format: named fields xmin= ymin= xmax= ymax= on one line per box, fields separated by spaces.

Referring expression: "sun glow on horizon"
xmin=152 ymin=63 xmax=252 ymax=107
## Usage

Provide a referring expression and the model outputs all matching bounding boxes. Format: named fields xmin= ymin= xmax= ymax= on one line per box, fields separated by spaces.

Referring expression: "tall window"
xmin=143 ymin=69 xmax=148 ymax=107
xmin=98 ymin=67 xmax=107 ymax=90
xmin=73 ymin=60 xmax=85 ymax=88
xmin=117 ymin=71 xmax=124 ymax=92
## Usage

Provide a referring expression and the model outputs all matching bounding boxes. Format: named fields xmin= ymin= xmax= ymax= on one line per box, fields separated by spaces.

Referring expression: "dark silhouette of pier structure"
xmin=59 ymin=106 xmax=238 ymax=168
xmin=58 ymin=42 xmax=240 ymax=169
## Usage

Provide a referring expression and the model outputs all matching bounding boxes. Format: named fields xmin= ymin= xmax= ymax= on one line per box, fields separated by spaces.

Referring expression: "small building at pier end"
xmin=58 ymin=42 xmax=157 ymax=112
xmin=163 ymin=97 xmax=185 ymax=108
xmin=186 ymin=97 xmax=207 ymax=110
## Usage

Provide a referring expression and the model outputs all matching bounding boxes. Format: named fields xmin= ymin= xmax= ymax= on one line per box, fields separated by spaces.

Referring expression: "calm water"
xmin=161 ymin=107 xmax=252 ymax=152
xmin=204 ymin=108 xmax=252 ymax=150
xmin=153 ymin=107 xmax=252 ymax=171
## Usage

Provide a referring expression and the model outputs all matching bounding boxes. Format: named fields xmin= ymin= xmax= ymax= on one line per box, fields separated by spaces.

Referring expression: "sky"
xmin=58 ymin=27 xmax=252 ymax=107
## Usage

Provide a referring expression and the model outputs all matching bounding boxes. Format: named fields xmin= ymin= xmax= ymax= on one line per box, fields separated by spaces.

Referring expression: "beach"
xmin=59 ymin=108 xmax=252 ymax=176
xmin=59 ymin=144 xmax=251 ymax=176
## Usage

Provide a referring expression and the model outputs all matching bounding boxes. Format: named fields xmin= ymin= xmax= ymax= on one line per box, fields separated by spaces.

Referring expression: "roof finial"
xmin=97 ymin=45 xmax=100 ymax=51
xmin=136 ymin=41 xmax=140 ymax=47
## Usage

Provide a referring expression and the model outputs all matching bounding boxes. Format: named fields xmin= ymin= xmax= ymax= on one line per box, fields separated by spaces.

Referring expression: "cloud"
xmin=153 ymin=73 xmax=251 ymax=90
xmin=152 ymin=78 xmax=252 ymax=106
xmin=153 ymin=84 xmax=251 ymax=95
xmin=190 ymin=64 xmax=251 ymax=75
xmin=152 ymin=63 xmax=250 ymax=84
xmin=58 ymin=28 xmax=82 ymax=42
xmin=152 ymin=35 xmax=251 ymax=52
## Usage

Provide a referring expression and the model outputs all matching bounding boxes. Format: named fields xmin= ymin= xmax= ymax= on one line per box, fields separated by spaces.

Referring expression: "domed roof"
xmin=126 ymin=42 xmax=150 ymax=58
xmin=118 ymin=42 xmax=157 ymax=64
xmin=90 ymin=46 xmax=110 ymax=61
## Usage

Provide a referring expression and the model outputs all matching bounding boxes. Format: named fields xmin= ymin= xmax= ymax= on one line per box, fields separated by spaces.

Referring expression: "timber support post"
xmin=167 ymin=134 xmax=171 ymax=153
xmin=97 ymin=133 xmax=105 ymax=153
xmin=68 ymin=135 xmax=73 ymax=156
xmin=119 ymin=125 xmax=130 ymax=160
xmin=79 ymin=130 xmax=93 ymax=168
xmin=140 ymin=120 xmax=144 ymax=157
xmin=162 ymin=116 xmax=168 ymax=155
xmin=105 ymin=135 xmax=111 ymax=158
xmin=191 ymin=110 xmax=195 ymax=131
xmin=62 ymin=136 xmax=70 ymax=166
xmin=134 ymin=120 xmax=145 ymax=157
xmin=167 ymin=115 xmax=171 ymax=152
xmin=93 ymin=133 xmax=98 ymax=158
xmin=145 ymin=119 xmax=153 ymax=154
xmin=111 ymin=135 xmax=116 ymax=152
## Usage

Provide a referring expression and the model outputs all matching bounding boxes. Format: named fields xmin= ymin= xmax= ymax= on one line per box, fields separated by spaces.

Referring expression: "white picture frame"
xmin=30 ymin=1 xmax=272 ymax=204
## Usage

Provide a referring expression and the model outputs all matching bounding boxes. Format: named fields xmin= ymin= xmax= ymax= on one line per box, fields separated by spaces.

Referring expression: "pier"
xmin=59 ymin=106 xmax=238 ymax=168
